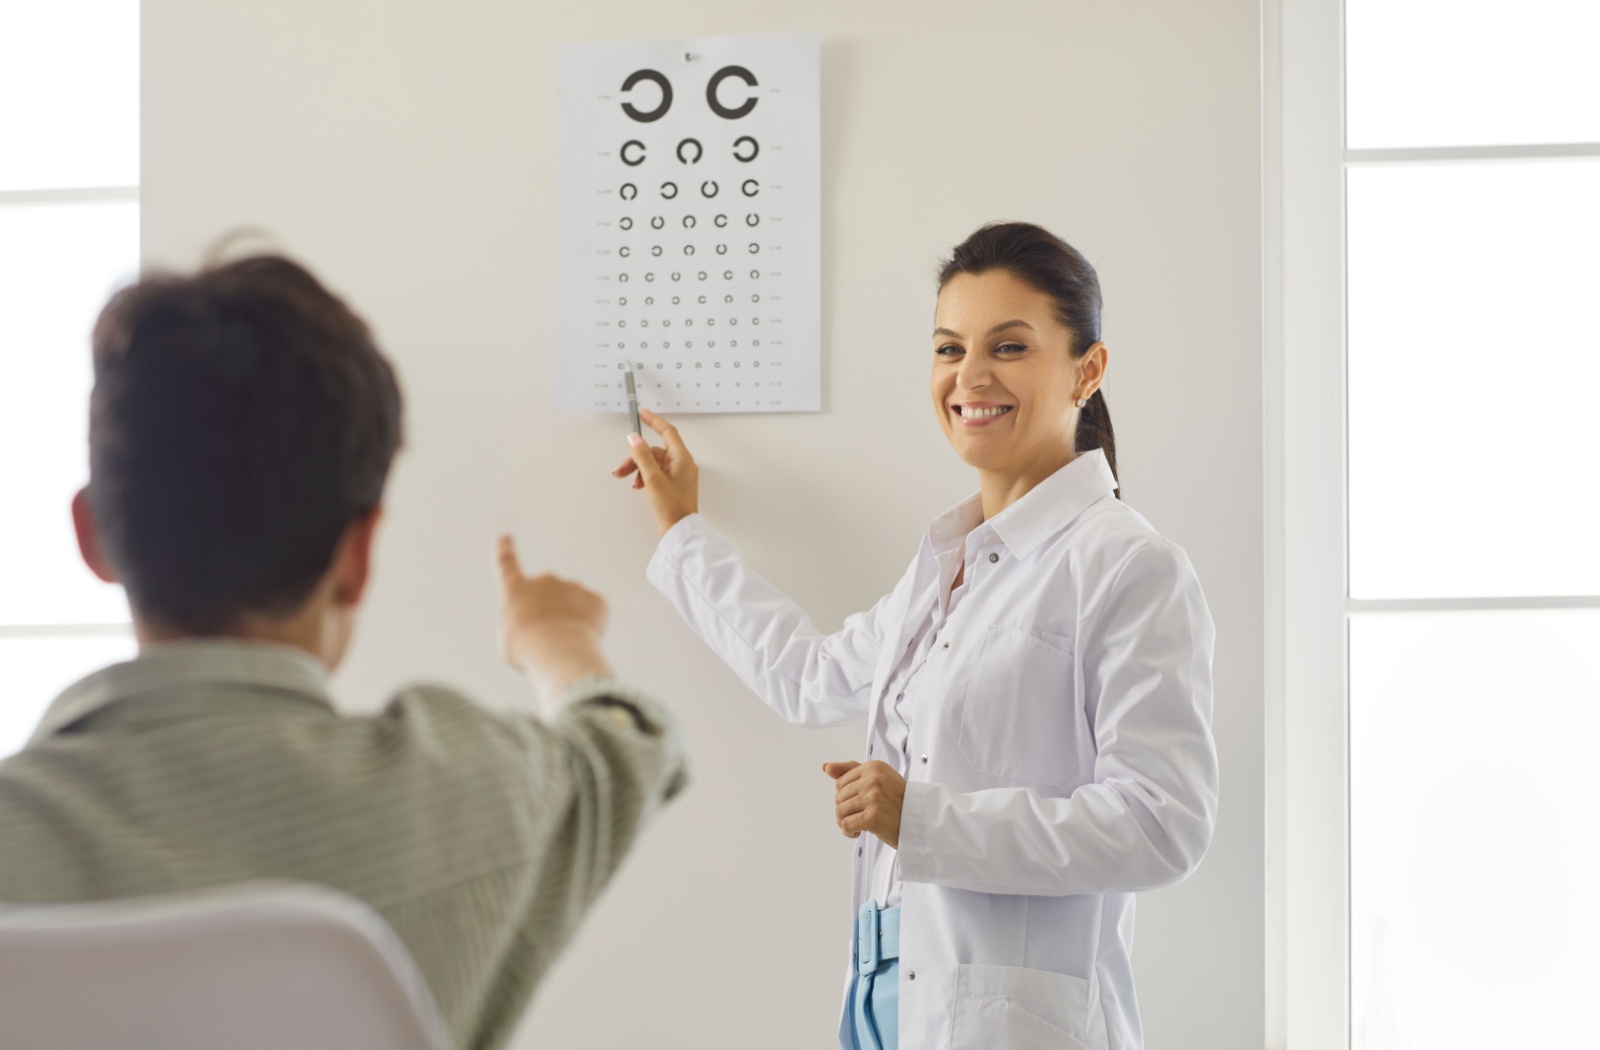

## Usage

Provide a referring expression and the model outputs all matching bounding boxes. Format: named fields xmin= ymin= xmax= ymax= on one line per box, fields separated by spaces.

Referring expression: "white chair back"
xmin=0 ymin=881 xmax=451 ymax=1050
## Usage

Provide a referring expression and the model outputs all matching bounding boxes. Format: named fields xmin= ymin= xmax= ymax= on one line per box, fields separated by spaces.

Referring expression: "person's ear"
xmin=1076 ymin=341 xmax=1109 ymax=401
xmin=330 ymin=507 xmax=384 ymax=609
xmin=71 ymin=488 xmax=119 ymax=583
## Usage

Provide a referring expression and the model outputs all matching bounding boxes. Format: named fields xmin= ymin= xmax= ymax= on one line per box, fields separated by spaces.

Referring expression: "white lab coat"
xmin=647 ymin=450 xmax=1218 ymax=1050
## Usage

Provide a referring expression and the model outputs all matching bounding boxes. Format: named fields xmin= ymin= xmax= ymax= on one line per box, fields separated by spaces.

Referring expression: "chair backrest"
xmin=0 ymin=881 xmax=452 ymax=1050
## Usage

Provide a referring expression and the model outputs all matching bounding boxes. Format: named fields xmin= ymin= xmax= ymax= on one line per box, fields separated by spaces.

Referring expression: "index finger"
xmin=638 ymin=407 xmax=689 ymax=457
xmin=496 ymin=534 xmax=524 ymax=583
xmin=834 ymin=763 xmax=868 ymax=789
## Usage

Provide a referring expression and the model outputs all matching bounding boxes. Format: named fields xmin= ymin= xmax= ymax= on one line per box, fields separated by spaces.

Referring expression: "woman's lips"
xmin=952 ymin=404 xmax=1014 ymax=427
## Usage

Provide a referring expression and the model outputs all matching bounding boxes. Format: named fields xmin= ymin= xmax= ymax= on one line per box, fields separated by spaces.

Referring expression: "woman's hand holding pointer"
xmin=613 ymin=407 xmax=700 ymax=536
xmin=615 ymin=412 xmax=908 ymax=850
xmin=825 ymin=761 xmax=907 ymax=850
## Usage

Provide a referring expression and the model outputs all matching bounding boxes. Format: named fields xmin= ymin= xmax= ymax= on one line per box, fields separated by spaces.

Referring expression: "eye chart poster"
xmin=555 ymin=33 xmax=821 ymax=413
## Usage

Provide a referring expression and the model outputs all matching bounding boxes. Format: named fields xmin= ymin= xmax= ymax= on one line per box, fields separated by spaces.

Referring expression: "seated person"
xmin=0 ymin=253 xmax=687 ymax=1050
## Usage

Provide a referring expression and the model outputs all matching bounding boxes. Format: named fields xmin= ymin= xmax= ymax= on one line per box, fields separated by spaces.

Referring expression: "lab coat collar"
xmin=989 ymin=449 xmax=1119 ymax=558
xmin=926 ymin=493 xmax=986 ymax=556
xmin=927 ymin=449 xmax=1118 ymax=562
xmin=28 ymin=638 xmax=334 ymax=747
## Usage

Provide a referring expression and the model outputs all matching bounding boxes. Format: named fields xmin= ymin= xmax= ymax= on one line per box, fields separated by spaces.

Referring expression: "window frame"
xmin=1268 ymin=2 xmax=1600 ymax=1047
xmin=0 ymin=31 xmax=141 ymax=723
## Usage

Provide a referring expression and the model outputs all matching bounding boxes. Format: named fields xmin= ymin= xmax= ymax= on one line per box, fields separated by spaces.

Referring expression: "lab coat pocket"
xmin=949 ymin=964 xmax=1093 ymax=1050
xmin=959 ymin=626 xmax=1082 ymax=786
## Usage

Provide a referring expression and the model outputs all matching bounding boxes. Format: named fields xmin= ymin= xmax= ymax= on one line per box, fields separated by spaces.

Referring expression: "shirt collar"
xmin=926 ymin=448 xmax=1119 ymax=561
xmin=29 ymin=638 xmax=334 ymax=747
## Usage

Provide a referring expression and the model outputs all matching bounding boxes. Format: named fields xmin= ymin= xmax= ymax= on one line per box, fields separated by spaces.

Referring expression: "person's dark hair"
xmin=937 ymin=222 xmax=1118 ymax=491
xmin=87 ymin=253 xmax=404 ymax=633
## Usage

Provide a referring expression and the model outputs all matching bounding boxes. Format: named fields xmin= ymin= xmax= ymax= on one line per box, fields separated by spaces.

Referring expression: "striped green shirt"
xmin=0 ymin=640 xmax=688 ymax=1050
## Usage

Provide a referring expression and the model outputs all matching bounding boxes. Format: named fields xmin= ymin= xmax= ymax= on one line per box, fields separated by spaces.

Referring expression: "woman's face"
xmin=931 ymin=269 xmax=1104 ymax=476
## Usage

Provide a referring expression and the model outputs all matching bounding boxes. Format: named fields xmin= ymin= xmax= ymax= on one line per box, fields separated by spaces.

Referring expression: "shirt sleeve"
xmin=896 ymin=540 xmax=1219 ymax=896
xmin=529 ymin=675 xmax=689 ymax=912
xmin=646 ymin=513 xmax=902 ymax=728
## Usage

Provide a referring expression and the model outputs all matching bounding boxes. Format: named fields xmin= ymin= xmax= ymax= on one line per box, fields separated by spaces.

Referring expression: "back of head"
xmin=88 ymin=254 xmax=404 ymax=634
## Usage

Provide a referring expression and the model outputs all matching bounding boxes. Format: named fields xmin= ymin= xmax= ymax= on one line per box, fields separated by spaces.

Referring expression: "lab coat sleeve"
xmin=897 ymin=540 xmax=1219 ymax=895
xmin=646 ymin=513 xmax=900 ymax=727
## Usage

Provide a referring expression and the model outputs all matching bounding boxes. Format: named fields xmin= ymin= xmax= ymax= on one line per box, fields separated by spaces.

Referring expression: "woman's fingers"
xmin=626 ymin=434 xmax=666 ymax=483
xmin=620 ymin=425 xmax=698 ymax=537
xmin=838 ymin=809 xmax=875 ymax=838
xmin=827 ymin=760 xmax=863 ymax=837
xmin=826 ymin=762 xmax=904 ymax=849
xmin=639 ymin=407 xmax=691 ymax=459
xmin=634 ymin=451 xmax=669 ymax=489
xmin=614 ymin=446 xmax=671 ymax=481
xmin=834 ymin=777 xmax=866 ymax=803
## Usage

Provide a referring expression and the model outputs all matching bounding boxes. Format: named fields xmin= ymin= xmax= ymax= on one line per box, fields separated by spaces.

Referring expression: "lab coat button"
xmin=988 ymin=552 xmax=999 ymax=564
xmin=920 ymin=755 xmax=928 ymax=764
xmin=908 ymin=971 xmax=916 ymax=980
xmin=942 ymin=642 xmax=950 ymax=650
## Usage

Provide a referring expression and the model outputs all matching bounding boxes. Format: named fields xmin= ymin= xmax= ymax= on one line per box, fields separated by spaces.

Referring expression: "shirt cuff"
xmin=556 ymin=674 xmax=676 ymax=738
xmin=646 ymin=512 xmax=716 ymax=592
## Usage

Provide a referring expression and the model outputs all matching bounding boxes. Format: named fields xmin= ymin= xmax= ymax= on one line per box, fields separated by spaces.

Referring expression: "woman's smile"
xmin=951 ymin=402 xmax=1015 ymax=426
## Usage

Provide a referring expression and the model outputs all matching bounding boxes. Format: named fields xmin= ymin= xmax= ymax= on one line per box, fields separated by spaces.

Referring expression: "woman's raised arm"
xmin=616 ymin=409 xmax=904 ymax=728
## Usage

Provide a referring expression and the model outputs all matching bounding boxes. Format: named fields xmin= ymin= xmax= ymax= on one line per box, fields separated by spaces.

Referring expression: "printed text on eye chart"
xmin=556 ymin=33 xmax=821 ymax=413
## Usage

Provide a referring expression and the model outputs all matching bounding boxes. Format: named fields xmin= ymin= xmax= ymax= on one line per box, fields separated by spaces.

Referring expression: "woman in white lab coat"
xmin=615 ymin=222 xmax=1219 ymax=1050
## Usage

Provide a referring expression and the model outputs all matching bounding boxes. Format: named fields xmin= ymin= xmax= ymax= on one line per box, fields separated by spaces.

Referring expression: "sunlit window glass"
xmin=1347 ymin=0 xmax=1600 ymax=149
xmin=0 ymin=1 xmax=140 ymax=192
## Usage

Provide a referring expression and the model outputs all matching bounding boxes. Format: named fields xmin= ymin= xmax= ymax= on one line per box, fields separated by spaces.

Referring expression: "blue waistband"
xmin=856 ymin=902 xmax=901 ymax=976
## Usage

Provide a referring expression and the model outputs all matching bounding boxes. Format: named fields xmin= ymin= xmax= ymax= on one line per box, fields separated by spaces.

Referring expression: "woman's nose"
xmin=956 ymin=353 xmax=990 ymax=390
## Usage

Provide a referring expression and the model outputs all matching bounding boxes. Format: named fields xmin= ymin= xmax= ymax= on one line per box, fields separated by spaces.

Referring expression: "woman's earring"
xmin=1075 ymin=397 xmax=1087 ymax=409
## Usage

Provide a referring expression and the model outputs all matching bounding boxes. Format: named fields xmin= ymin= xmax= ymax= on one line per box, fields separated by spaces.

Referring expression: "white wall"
xmin=143 ymin=2 xmax=1264 ymax=1046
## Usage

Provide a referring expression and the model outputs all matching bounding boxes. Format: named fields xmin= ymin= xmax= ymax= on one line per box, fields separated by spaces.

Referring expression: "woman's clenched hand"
xmin=824 ymin=760 xmax=906 ymax=850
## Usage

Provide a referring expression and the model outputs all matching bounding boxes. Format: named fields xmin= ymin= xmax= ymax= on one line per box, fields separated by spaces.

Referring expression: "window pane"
xmin=1347 ymin=160 xmax=1600 ymax=598
xmin=1347 ymin=0 xmax=1600 ymax=149
xmin=1351 ymin=611 xmax=1600 ymax=1047
xmin=0 ymin=632 xmax=136 ymax=757
xmin=0 ymin=200 xmax=137 ymax=625
xmin=0 ymin=0 xmax=140 ymax=191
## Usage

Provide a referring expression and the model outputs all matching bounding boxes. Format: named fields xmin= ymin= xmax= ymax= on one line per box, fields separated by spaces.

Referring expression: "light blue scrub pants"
xmin=848 ymin=902 xmax=900 ymax=1050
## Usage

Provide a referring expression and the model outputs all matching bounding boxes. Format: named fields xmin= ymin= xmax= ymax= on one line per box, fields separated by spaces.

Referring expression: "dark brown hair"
xmin=938 ymin=222 xmax=1118 ymax=491
xmin=88 ymin=253 xmax=403 ymax=633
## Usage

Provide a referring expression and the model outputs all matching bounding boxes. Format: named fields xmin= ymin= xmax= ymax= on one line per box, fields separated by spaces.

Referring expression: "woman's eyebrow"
xmin=931 ymin=320 xmax=1036 ymax=340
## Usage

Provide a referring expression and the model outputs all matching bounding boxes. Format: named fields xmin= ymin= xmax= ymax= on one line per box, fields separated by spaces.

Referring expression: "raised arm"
xmin=618 ymin=409 xmax=896 ymax=727
xmin=477 ymin=534 xmax=689 ymax=955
